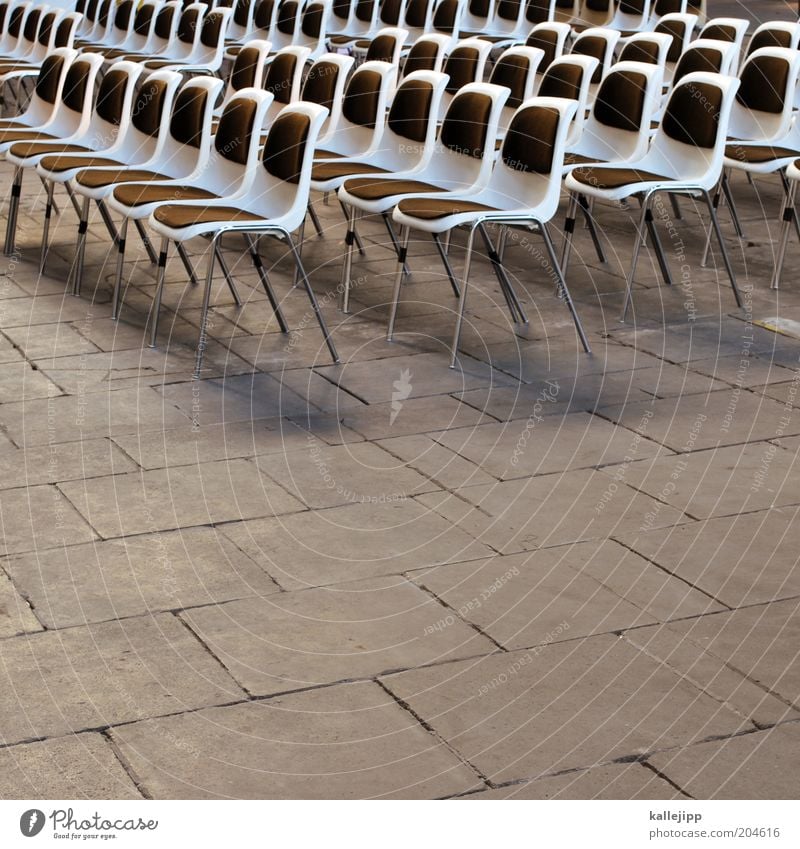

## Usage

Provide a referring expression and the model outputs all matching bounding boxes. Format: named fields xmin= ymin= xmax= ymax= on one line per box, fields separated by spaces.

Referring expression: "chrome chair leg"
xmin=387 ymin=225 xmax=410 ymax=341
xmin=431 ymin=232 xmax=461 ymax=298
xmin=542 ymin=222 xmax=591 ymax=354
xmin=449 ymin=226 xmax=477 ymax=369
xmin=245 ymin=233 xmax=288 ymax=333
xmin=111 ymin=216 xmax=128 ymax=320
xmin=703 ymin=189 xmax=743 ymax=308
xmin=620 ymin=195 xmax=650 ymax=322
xmin=149 ymin=237 xmax=170 ymax=348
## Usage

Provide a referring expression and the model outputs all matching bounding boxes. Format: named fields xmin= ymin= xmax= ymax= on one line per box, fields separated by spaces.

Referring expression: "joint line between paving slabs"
xmin=641 ymin=761 xmax=695 ymax=799
xmin=101 ymin=729 xmax=152 ymax=800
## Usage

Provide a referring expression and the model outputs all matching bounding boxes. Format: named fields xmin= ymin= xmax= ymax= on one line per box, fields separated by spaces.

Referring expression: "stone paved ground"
xmin=1 ymin=3 xmax=800 ymax=800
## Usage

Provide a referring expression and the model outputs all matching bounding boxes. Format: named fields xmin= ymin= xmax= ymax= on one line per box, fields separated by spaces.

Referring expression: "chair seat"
xmin=40 ymin=154 xmax=123 ymax=173
xmin=313 ymin=149 xmax=346 ymax=159
xmin=142 ymin=58 xmax=183 ymax=69
xmin=152 ymin=204 xmax=265 ymax=229
xmin=564 ymin=151 xmax=601 ymax=166
xmin=311 ymin=160 xmax=387 ymax=181
xmin=0 ymin=129 xmax=57 ymax=145
xmin=724 ymin=143 xmax=800 ymax=164
xmin=8 ymin=141 xmax=92 ymax=160
xmin=343 ymin=177 xmax=443 ymax=201
xmin=395 ymin=196 xmax=497 ymax=220
xmin=75 ymin=167 xmax=171 ymax=190
xmin=570 ymin=165 xmax=670 ymax=190
xmin=112 ymin=183 xmax=218 ymax=208
xmin=0 ymin=63 xmax=38 ymax=74
xmin=328 ymin=34 xmax=359 ymax=45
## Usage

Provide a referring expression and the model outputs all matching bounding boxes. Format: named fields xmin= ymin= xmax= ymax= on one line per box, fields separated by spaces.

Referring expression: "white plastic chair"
xmin=535 ymin=54 xmax=598 ymax=146
xmin=146 ymin=101 xmax=338 ymax=374
xmin=327 ymin=0 xmax=380 ymax=52
xmin=564 ymin=71 xmax=743 ymax=321
xmin=138 ymin=3 xmax=209 ymax=68
xmin=438 ymin=37 xmax=494 ymax=119
xmin=571 ymin=0 xmax=614 ymax=32
xmin=525 ymin=20 xmax=571 ymax=72
xmin=226 ymin=0 xmax=278 ymax=58
xmin=489 ymin=45 xmax=545 ymax=138
xmin=144 ymin=6 xmax=233 ymax=73
xmin=610 ymin=0 xmax=651 ymax=37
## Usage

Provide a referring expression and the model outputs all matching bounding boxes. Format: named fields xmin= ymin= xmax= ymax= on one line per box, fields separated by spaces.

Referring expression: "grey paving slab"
xmin=0 ymin=484 xmax=98 ymax=555
xmin=417 ymin=471 xmax=690 ymax=555
xmin=111 ymin=681 xmax=481 ymax=799
xmin=376 ymin=434 xmax=496 ymax=489
xmin=0 ymin=569 xmax=41 ymax=637
xmin=382 ymin=635 xmax=747 ymax=785
xmin=221 ymin=499 xmax=493 ymax=590
xmin=687 ymin=353 xmax=796 ymax=389
xmin=602 ymin=443 xmax=800 ymax=520
xmin=616 ymin=507 xmax=800 ymax=608
xmin=182 ymin=576 xmax=496 ymax=696
xmin=0 ymin=293 xmax=102 ymax=328
xmin=3 ymin=527 xmax=281 ymax=629
xmin=652 ymin=599 xmax=800 ymax=709
xmin=0 ymin=733 xmax=141 ymax=799
xmin=467 ymin=763 xmax=679 ymax=799
xmin=434 ymin=413 xmax=669 ymax=481
xmin=0 ymin=438 xmax=137 ymax=490
xmin=59 ymin=459 xmax=305 ymax=538
xmin=647 ymin=723 xmax=800 ymax=800
xmin=315 ymin=352 xmax=513 ymax=404
xmin=2 ymin=322 xmax=101 ymax=360
xmin=0 ymin=613 xmax=244 ymax=746
xmin=257 ymin=440 xmax=439 ymax=509
xmin=0 ymin=333 xmax=25 ymax=363
xmin=0 ymin=386 xmax=190 ymax=447
xmin=0 ymin=361 xmax=62 ymax=403
xmin=597 ymin=389 xmax=799 ymax=453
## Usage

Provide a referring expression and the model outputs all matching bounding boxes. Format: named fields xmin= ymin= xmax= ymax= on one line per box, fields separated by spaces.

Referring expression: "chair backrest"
xmin=654 ymin=12 xmax=697 ymax=65
xmin=108 ymin=0 xmax=137 ymax=42
xmin=431 ymin=81 xmax=509 ymax=187
xmin=491 ymin=95 xmax=578 ymax=219
xmin=652 ymin=0 xmax=686 ymax=16
xmin=271 ymin=0 xmax=303 ymax=49
xmin=298 ymin=0 xmax=332 ymax=53
xmin=123 ymin=1 xmax=161 ymax=51
xmin=727 ymin=47 xmax=800 ymax=144
xmin=431 ymin=0 xmax=463 ymax=43
xmin=378 ymin=0 xmax=408 ymax=27
xmin=53 ymin=12 xmax=82 ymax=49
xmin=536 ymin=54 xmax=597 ymax=144
xmin=83 ymin=60 xmax=145 ymax=148
xmin=263 ymin=45 xmax=310 ymax=120
xmin=159 ymin=75 xmax=225 ymax=171
xmin=196 ymin=6 xmax=234 ymax=65
xmin=251 ymin=0 xmax=278 ymax=36
xmin=570 ymin=26 xmax=619 ymax=84
xmin=221 ymin=38 xmax=272 ymax=107
xmin=402 ymin=0 xmax=434 ymax=38
xmin=364 ymin=26 xmax=408 ymax=65
xmin=745 ymin=22 xmax=800 ymax=59
xmin=526 ymin=21 xmax=570 ymax=72
xmin=47 ymin=52 xmax=106 ymax=138
xmin=699 ymin=17 xmax=748 ymax=50
xmin=20 ymin=47 xmax=76 ymax=128
xmin=610 ymin=0 xmax=650 ymax=30
xmin=117 ymin=69 xmax=185 ymax=163
xmin=576 ymin=60 xmax=663 ymax=162
xmin=149 ymin=2 xmax=182 ymax=53
xmin=460 ymin=0 xmax=493 ymax=32
xmin=649 ymin=71 xmax=739 ymax=188
xmin=301 ymin=52 xmax=354 ymax=138
xmin=573 ymin=0 xmax=613 ymax=29
xmin=17 ymin=3 xmax=44 ymax=55
xmin=618 ymin=31 xmax=673 ymax=67
xmin=525 ymin=0 xmax=556 ymax=25
xmin=1 ymin=2 xmax=29 ymax=53
xmin=174 ymin=3 xmax=208 ymax=53
xmin=242 ymin=100 xmax=329 ymax=229
xmin=490 ymin=45 xmax=544 ymax=113
xmin=671 ymin=38 xmax=737 ymax=88
xmin=442 ymin=38 xmax=493 ymax=95
xmin=330 ymin=0 xmax=353 ymax=29
xmin=401 ymin=33 xmax=449 ymax=77
xmin=228 ymin=0 xmax=256 ymax=40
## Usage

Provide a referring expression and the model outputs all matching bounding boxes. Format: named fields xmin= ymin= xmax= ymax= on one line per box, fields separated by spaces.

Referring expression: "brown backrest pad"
xmin=619 ymin=0 xmax=646 ymax=13
xmin=0 ymin=4 xmax=8 ymax=34
xmin=355 ymin=0 xmax=376 ymax=22
xmin=254 ymin=0 xmax=275 ymax=27
xmin=154 ymin=5 xmax=177 ymax=39
xmin=526 ymin=0 xmax=551 ymax=24
xmin=131 ymin=78 xmax=170 ymax=136
xmin=95 ymin=68 xmax=129 ymax=125
xmin=365 ymin=32 xmax=395 ymax=62
xmin=380 ymin=0 xmax=403 ymax=24
xmin=748 ymin=29 xmax=793 ymax=55
xmin=178 ymin=7 xmax=201 ymax=43
xmin=585 ymin=0 xmax=610 ymax=11
xmin=61 ymin=61 xmax=93 ymax=113
xmin=133 ymin=4 xmax=157 ymax=36
xmin=594 ymin=69 xmax=647 ymax=131
xmin=233 ymin=0 xmax=253 ymax=26
xmin=526 ymin=29 xmax=559 ymax=69
xmin=55 ymin=16 xmax=76 ymax=47
xmin=572 ymin=35 xmax=607 ymax=83
xmin=404 ymin=0 xmax=429 ymax=28
xmin=673 ymin=46 xmax=722 ymax=85
xmin=262 ymin=110 xmax=310 ymax=183
xmin=440 ymin=91 xmax=491 ymax=158
xmin=702 ymin=24 xmax=737 ymax=43
xmin=653 ymin=0 xmax=682 ymax=13
xmin=663 ymin=80 xmax=723 ymax=148
xmin=404 ymin=39 xmax=439 ymax=75
xmin=387 ymin=79 xmax=433 ymax=142
xmin=200 ymin=10 xmax=225 ymax=46
xmin=264 ymin=52 xmax=297 ymax=103
xmin=301 ymin=3 xmax=324 ymax=37
xmin=489 ymin=54 xmax=531 ymax=108
xmin=342 ymin=68 xmax=382 ymax=127
xmin=332 ymin=0 xmax=351 ymax=21
xmin=215 ymin=97 xmax=258 ymax=164
xmin=7 ymin=6 xmax=24 ymax=38
xmin=555 ymin=0 xmax=573 ymax=7
xmin=84 ymin=0 xmax=100 ymax=23
xmin=277 ymin=0 xmax=299 ymax=33
xmin=98 ymin=0 xmax=112 ymax=27
xmin=35 ymin=55 xmax=65 ymax=105
xmin=737 ymin=55 xmax=789 ymax=114
xmin=654 ymin=18 xmax=685 ymax=62
xmin=619 ymin=38 xmax=661 ymax=65
xmin=502 ymin=105 xmax=560 ymax=174
xmin=444 ymin=47 xmax=480 ymax=94
xmin=37 ymin=12 xmax=57 ymax=47
xmin=432 ymin=0 xmax=458 ymax=31
xmin=302 ymin=60 xmax=340 ymax=109
xmin=497 ymin=0 xmax=520 ymax=21
xmin=114 ymin=0 xmax=134 ymax=30
xmin=231 ymin=46 xmax=262 ymax=90
xmin=169 ymin=86 xmax=209 ymax=147
xmin=468 ymin=0 xmax=490 ymax=16
xmin=538 ymin=60 xmax=584 ymax=100
xmin=22 ymin=8 xmax=42 ymax=42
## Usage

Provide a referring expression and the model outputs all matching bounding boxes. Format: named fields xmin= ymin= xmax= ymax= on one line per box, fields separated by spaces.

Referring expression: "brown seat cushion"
xmin=564 ymin=151 xmax=602 ymax=166
xmin=0 ymin=129 xmax=57 ymax=144
xmin=313 ymin=149 xmax=346 ymax=159
xmin=328 ymin=34 xmax=359 ymax=44
xmin=395 ymin=196 xmax=496 ymax=220
xmin=570 ymin=166 xmax=670 ymax=190
xmin=112 ymin=183 xmax=219 ymax=208
xmin=343 ymin=177 xmax=442 ymax=201
xmin=311 ymin=161 xmax=388 ymax=181
xmin=7 ymin=141 xmax=92 ymax=160
xmin=724 ymin=143 xmax=800 ymax=164
xmin=39 ymin=154 xmax=123 ymax=173
xmin=75 ymin=168 xmax=170 ymax=190
xmin=152 ymin=204 xmax=265 ymax=229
